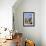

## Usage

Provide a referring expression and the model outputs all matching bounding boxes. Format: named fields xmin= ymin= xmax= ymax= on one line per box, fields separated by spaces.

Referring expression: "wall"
xmin=41 ymin=0 xmax=46 ymax=46
xmin=0 ymin=0 xmax=16 ymax=30
xmin=13 ymin=0 xmax=41 ymax=46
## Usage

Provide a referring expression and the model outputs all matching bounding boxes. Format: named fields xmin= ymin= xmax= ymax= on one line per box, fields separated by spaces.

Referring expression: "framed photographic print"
xmin=23 ymin=12 xmax=35 ymax=27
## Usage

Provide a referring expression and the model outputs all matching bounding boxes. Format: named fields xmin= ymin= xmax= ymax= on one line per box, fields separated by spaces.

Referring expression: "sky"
xmin=24 ymin=12 xmax=32 ymax=19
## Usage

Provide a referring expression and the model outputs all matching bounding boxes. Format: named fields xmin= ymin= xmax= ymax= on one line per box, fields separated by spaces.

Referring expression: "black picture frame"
xmin=23 ymin=12 xmax=35 ymax=27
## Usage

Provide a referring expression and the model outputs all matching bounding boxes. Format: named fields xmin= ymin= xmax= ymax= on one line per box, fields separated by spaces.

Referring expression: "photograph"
xmin=23 ymin=12 xmax=35 ymax=27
